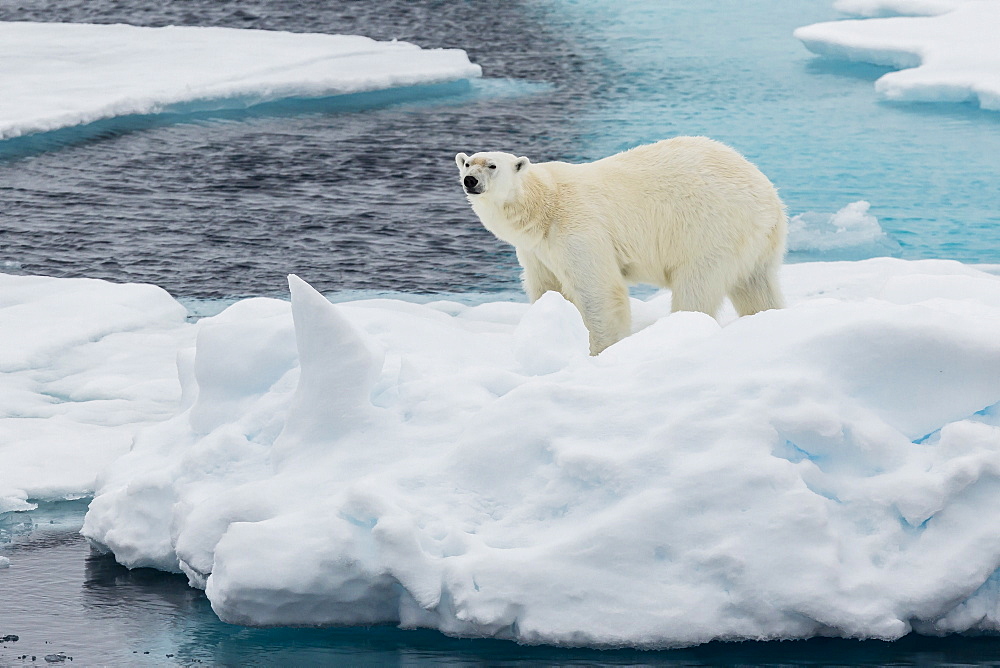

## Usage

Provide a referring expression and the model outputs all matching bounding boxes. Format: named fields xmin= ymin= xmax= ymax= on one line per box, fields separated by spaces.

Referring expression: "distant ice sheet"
xmin=795 ymin=1 xmax=1000 ymax=110
xmin=55 ymin=259 xmax=1000 ymax=647
xmin=833 ymin=0 xmax=973 ymax=17
xmin=0 ymin=22 xmax=482 ymax=140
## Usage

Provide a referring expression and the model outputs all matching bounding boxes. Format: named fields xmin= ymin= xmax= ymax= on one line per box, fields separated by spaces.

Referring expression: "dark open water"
xmin=3 ymin=0 xmax=1000 ymax=664
xmin=8 ymin=502 xmax=1000 ymax=667
xmin=0 ymin=0 xmax=602 ymax=298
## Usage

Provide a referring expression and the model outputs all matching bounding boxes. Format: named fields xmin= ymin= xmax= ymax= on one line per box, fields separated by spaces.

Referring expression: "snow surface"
xmin=0 ymin=22 xmax=481 ymax=140
xmin=49 ymin=258 xmax=1000 ymax=647
xmin=795 ymin=1 xmax=1000 ymax=110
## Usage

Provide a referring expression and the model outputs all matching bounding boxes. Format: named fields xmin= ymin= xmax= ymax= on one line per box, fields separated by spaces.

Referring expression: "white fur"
xmin=455 ymin=137 xmax=787 ymax=354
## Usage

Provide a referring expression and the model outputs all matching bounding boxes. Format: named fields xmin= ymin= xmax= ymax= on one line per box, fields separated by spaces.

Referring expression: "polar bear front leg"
xmin=575 ymin=281 xmax=631 ymax=354
xmin=516 ymin=248 xmax=562 ymax=302
xmin=557 ymin=240 xmax=631 ymax=355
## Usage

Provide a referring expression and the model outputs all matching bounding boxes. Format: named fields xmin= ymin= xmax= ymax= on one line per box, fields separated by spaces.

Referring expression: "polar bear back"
xmin=532 ymin=137 xmax=786 ymax=287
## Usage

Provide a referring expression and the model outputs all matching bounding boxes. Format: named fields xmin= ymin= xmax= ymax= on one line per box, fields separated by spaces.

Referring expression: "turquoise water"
xmin=553 ymin=0 xmax=1000 ymax=263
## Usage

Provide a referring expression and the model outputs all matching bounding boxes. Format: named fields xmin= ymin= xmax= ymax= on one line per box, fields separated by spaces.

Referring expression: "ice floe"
xmin=0 ymin=274 xmax=192 ymax=511
xmin=833 ymin=0 xmax=975 ymax=17
xmin=0 ymin=22 xmax=481 ymax=140
xmin=795 ymin=1 xmax=1000 ymax=110
xmin=788 ymin=201 xmax=901 ymax=259
xmin=39 ymin=258 xmax=1000 ymax=647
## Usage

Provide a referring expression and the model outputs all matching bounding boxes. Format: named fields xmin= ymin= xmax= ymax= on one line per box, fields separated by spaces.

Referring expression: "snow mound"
xmin=0 ymin=22 xmax=482 ymax=140
xmin=80 ymin=259 xmax=1000 ymax=647
xmin=0 ymin=273 xmax=192 ymax=510
xmin=795 ymin=2 xmax=1000 ymax=110
xmin=788 ymin=200 xmax=901 ymax=259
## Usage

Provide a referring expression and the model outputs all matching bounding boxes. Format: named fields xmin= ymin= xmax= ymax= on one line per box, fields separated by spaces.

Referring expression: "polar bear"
xmin=455 ymin=137 xmax=787 ymax=354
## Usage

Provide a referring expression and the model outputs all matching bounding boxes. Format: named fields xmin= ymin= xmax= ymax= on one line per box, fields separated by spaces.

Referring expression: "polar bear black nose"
xmin=463 ymin=175 xmax=479 ymax=190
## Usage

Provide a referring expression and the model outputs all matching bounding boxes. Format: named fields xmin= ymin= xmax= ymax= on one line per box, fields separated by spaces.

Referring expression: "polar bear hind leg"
xmin=728 ymin=258 xmax=784 ymax=317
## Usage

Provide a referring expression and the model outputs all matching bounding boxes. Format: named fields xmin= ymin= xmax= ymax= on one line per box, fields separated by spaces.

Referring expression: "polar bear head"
xmin=455 ymin=151 xmax=530 ymax=200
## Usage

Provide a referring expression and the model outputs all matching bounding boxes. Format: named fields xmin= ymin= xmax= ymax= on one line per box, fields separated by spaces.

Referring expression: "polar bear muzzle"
xmin=463 ymin=175 xmax=483 ymax=195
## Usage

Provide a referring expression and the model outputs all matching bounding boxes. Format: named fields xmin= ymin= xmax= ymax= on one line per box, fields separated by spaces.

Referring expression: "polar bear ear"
xmin=514 ymin=156 xmax=530 ymax=172
xmin=455 ymin=152 xmax=470 ymax=169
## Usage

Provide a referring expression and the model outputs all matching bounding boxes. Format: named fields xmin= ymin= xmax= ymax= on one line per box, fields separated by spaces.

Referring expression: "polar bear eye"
xmin=464 ymin=162 xmax=470 ymax=168
xmin=489 ymin=164 xmax=497 ymax=170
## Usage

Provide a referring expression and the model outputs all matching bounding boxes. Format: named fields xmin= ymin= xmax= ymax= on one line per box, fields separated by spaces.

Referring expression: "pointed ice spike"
xmin=284 ymin=275 xmax=384 ymax=443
